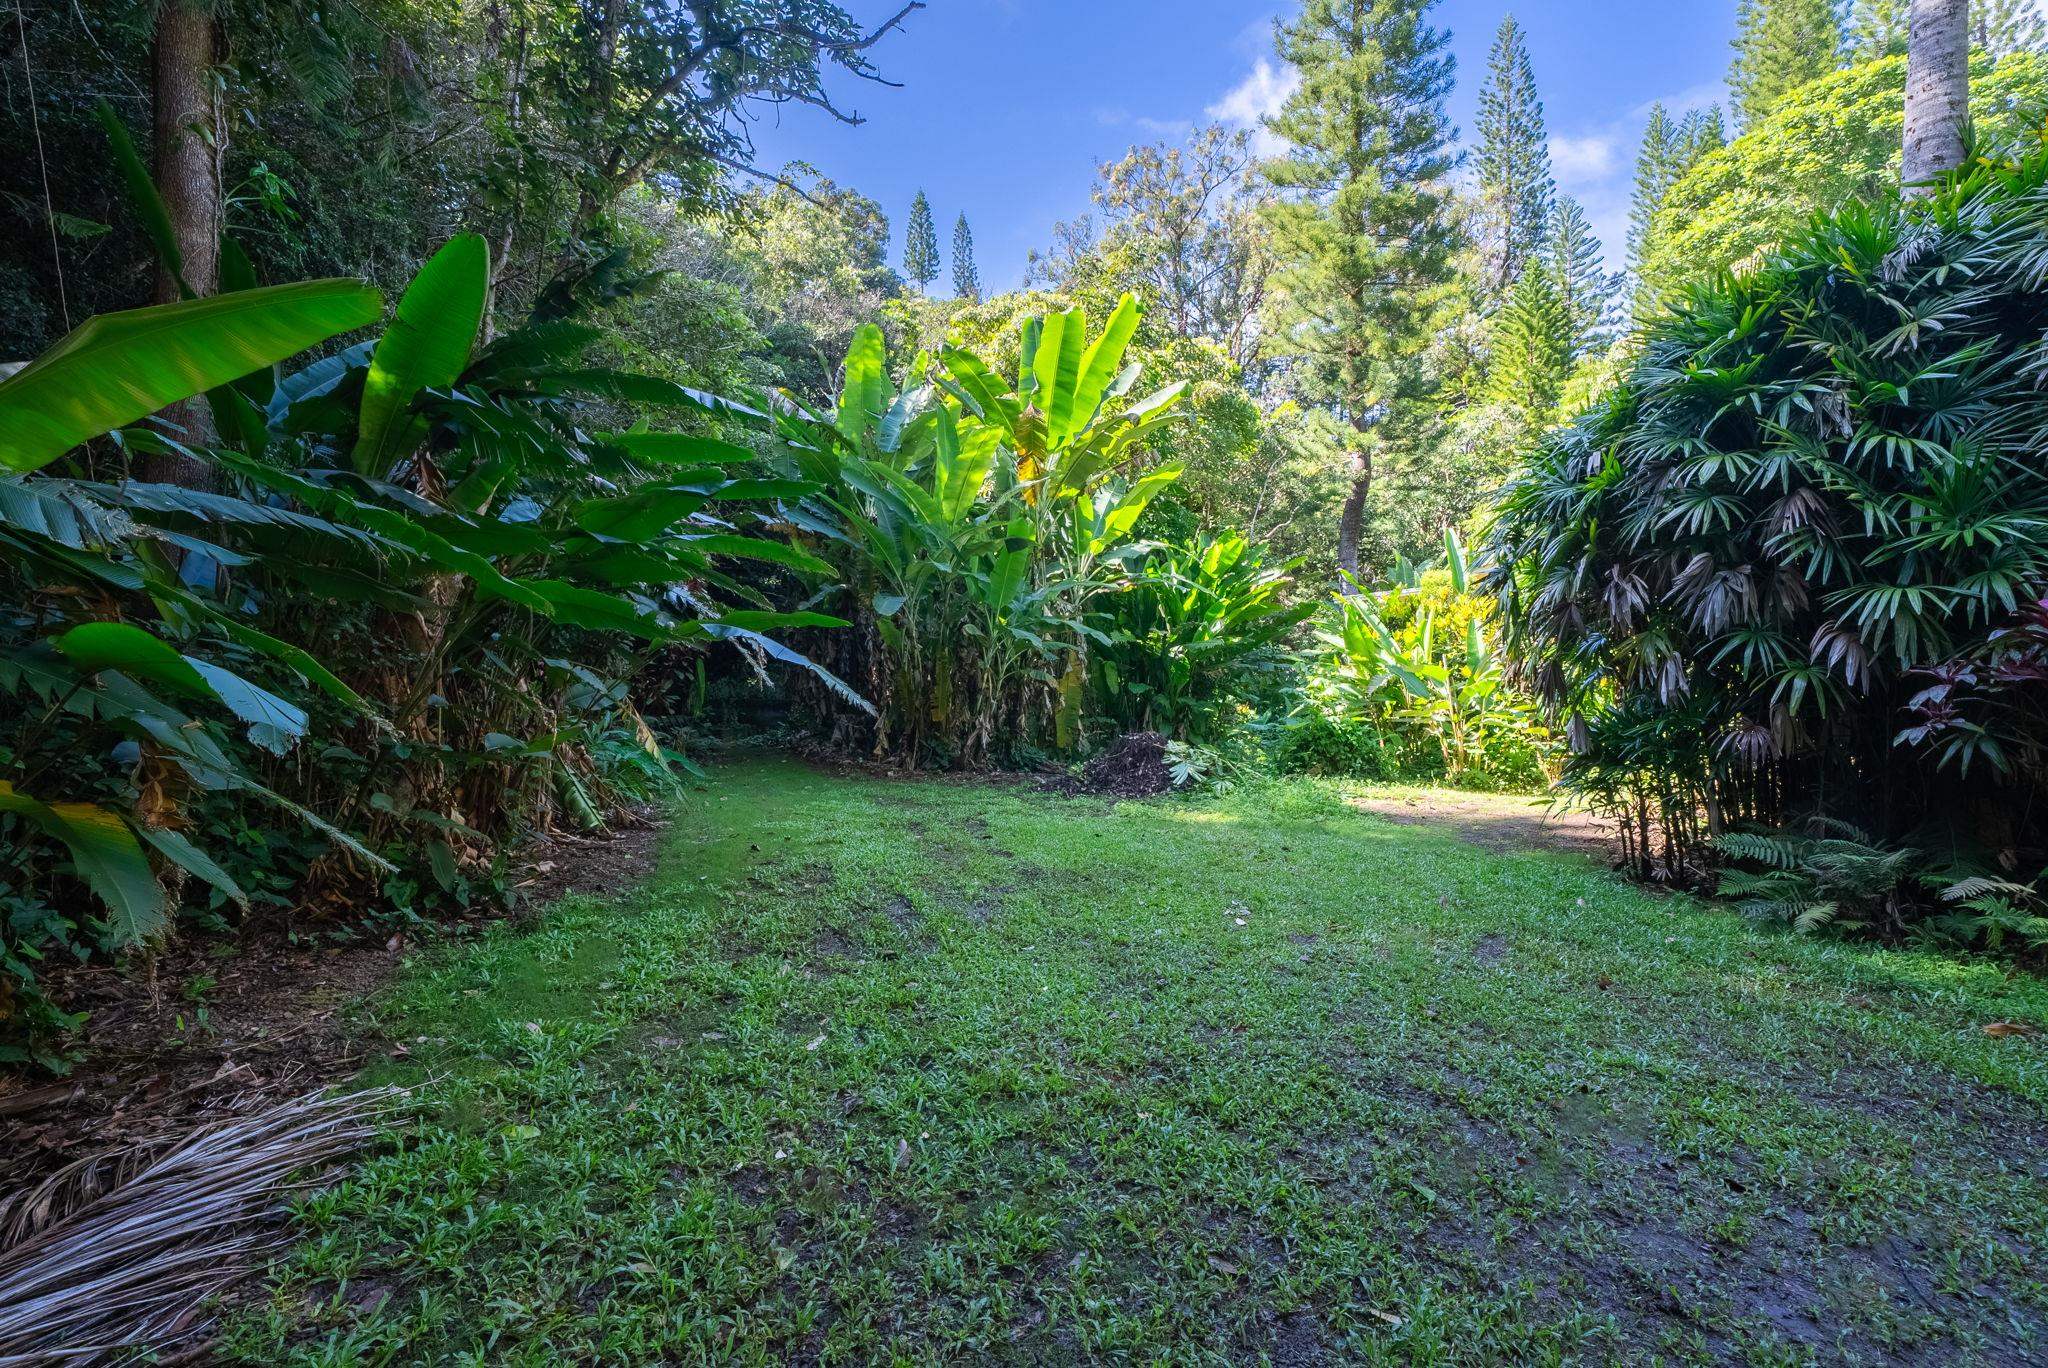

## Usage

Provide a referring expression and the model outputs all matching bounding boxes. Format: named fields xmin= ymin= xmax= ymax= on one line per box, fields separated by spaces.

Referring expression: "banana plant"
xmin=759 ymin=295 xmax=1190 ymax=765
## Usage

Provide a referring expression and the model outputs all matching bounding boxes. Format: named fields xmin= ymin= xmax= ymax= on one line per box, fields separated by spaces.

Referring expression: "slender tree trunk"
xmin=147 ymin=0 xmax=222 ymax=482
xmin=1903 ymin=0 xmax=1971 ymax=196
xmin=1334 ymin=430 xmax=1372 ymax=595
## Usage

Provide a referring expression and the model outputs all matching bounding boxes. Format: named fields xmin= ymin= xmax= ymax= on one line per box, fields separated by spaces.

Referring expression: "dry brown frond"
xmin=0 ymin=1087 xmax=399 ymax=1365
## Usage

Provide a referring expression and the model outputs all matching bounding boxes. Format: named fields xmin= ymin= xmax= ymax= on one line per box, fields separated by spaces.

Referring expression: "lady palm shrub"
xmin=1488 ymin=146 xmax=2048 ymax=897
xmin=759 ymin=296 xmax=1189 ymax=766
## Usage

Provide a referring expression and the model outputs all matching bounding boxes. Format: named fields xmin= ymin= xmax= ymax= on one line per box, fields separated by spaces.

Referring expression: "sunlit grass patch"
xmin=228 ymin=759 xmax=2048 ymax=1365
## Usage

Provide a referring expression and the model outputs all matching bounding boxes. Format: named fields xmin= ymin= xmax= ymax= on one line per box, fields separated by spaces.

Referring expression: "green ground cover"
xmin=229 ymin=759 xmax=2048 ymax=1365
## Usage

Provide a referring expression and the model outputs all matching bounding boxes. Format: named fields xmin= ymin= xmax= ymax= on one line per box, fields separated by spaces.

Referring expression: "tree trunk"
xmin=146 ymin=0 xmax=222 ymax=482
xmin=1334 ymin=441 xmax=1372 ymax=595
xmin=1903 ymin=0 xmax=1971 ymax=196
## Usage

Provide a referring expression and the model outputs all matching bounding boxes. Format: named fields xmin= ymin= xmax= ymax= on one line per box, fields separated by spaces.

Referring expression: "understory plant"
xmin=0 ymin=222 xmax=844 ymax=1065
xmin=1718 ymin=821 xmax=2048 ymax=953
xmin=1298 ymin=532 xmax=1555 ymax=791
xmin=1089 ymin=530 xmax=1314 ymax=742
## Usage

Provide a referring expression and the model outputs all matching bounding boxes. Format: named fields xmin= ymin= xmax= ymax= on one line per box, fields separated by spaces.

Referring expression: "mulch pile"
xmin=1075 ymin=732 xmax=1177 ymax=799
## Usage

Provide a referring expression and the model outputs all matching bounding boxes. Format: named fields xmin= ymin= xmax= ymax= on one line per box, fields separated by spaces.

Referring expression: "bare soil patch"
xmin=1349 ymin=788 xmax=1616 ymax=861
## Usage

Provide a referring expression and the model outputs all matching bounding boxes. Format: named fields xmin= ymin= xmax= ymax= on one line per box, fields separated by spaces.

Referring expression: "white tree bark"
xmin=1903 ymin=0 xmax=1971 ymax=195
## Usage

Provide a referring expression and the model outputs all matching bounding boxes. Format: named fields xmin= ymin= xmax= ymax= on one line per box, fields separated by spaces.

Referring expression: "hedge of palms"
xmin=1488 ymin=145 xmax=2048 ymax=884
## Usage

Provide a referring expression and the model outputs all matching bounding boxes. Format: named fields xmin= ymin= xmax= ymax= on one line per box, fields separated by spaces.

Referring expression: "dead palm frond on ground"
xmin=0 ymin=1087 xmax=398 ymax=1365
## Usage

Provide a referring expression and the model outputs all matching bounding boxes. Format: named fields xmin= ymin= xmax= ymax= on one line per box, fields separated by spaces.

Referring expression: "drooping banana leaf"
xmin=0 ymin=782 xmax=165 ymax=948
xmin=0 ymin=281 xmax=383 ymax=472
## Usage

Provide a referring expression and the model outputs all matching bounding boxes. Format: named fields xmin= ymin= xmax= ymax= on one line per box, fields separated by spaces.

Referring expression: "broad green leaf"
xmin=1035 ymin=309 xmax=1088 ymax=442
xmin=95 ymin=100 xmax=188 ymax=298
xmin=1446 ymin=527 xmax=1470 ymax=594
xmin=609 ymin=432 xmax=754 ymax=467
xmin=1072 ymin=295 xmax=1144 ymax=433
xmin=575 ymin=485 xmax=713 ymax=542
xmin=354 ymin=233 xmax=489 ymax=475
xmin=53 ymin=621 xmax=210 ymax=696
xmin=135 ymin=825 xmax=248 ymax=905
xmin=0 ymin=783 xmax=165 ymax=947
xmin=0 ymin=281 xmax=383 ymax=472
xmin=837 ymin=324 xmax=890 ymax=444
xmin=679 ymin=534 xmax=834 ymax=576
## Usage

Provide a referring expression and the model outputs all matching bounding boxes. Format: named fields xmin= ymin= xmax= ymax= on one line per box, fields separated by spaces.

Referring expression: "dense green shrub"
xmin=1287 ymin=539 xmax=1557 ymax=792
xmin=1090 ymin=531 xmax=1313 ymax=742
xmin=1490 ymin=145 xmax=2048 ymax=894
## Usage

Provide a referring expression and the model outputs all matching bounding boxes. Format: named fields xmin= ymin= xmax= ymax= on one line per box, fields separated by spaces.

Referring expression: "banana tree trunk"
xmin=146 ymin=0 xmax=222 ymax=480
xmin=1903 ymin=0 xmax=1971 ymax=196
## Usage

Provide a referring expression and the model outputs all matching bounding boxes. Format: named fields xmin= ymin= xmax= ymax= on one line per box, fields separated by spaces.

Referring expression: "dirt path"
xmin=1347 ymin=786 xmax=1616 ymax=861
xmin=0 ymin=817 xmax=668 ymax=1192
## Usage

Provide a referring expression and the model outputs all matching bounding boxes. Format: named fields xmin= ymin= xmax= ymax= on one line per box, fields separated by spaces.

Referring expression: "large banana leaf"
xmin=1072 ymin=295 xmax=1144 ymax=436
xmin=0 ymin=281 xmax=383 ymax=472
xmin=0 ymin=782 xmax=164 ymax=947
xmin=837 ymin=324 xmax=890 ymax=444
xmin=354 ymin=233 xmax=489 ymax=475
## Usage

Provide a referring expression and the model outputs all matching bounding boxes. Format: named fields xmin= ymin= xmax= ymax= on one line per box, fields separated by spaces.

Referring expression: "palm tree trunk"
xmin=146 ymin=0 xmax=222 ymax=481
xmin=1903 ymin=0 xmax=1971 ymax=196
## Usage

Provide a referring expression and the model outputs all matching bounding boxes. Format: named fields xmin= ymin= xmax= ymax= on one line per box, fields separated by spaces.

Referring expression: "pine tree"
xmin=1474 ymin=14 xmax=1554 ymax=298
xmin=903 ymin=190 xmax=940 ymax=290
xmin=1546 ymin=195 xmax=1618 ymax=359
xmin=1976 ymin=0 xmax=2048 ymax=56
xmin=1485 ymin=263 xmax=1574 ymax=426
xmin=951 ymin=213 xmax=980 ymax=300
xmin=1260 ymin=0 xmax=1461 ymax=587
xmin=1729 ymin=0 xmax=1844 ymax=127
xmin=1627 ymin=104 xmax=1684 ymax=280
xmin=1678 ymin=105 xmax=1727 ymax=165
xmin=1849 ymin=0 xmax=1909 ymax=57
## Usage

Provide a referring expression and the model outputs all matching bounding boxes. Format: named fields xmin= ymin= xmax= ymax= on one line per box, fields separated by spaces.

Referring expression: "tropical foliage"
xmin=0 ymin=230 xmax=843 ymax=1064
xmin=1291 ymin=534 xmax=1556 ymax=792
xmin=1488 ymin=146 xmax=2048 ymax=901
xmin=761 ymin=295 xmax=1188 ymax=766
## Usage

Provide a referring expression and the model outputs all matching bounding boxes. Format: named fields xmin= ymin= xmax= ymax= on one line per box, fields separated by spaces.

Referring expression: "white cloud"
xmin=1207 ymin=59 xmax=1299 ymax=156
xmin=1208 ymin=58 xmax=1298 ymax=125
xmin=1549 ymin=134 xmax=1616 ymax=187
xmin=1097 ymin=107 xmax=1194 ymax=138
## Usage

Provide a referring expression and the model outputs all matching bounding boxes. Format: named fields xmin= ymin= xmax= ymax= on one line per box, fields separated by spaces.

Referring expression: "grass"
xmin=227 ymin=758 xmax=2048 ymax=1365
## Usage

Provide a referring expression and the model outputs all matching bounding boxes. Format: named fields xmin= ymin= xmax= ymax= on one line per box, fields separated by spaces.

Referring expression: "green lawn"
xmin=229 ymin=759 xmax=2048 ymax=1365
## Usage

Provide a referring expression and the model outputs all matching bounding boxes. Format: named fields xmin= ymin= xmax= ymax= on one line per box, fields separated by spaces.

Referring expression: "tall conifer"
xmin=1729 ymin=0 xmax=1844 ymax=126
xmin=951 ymin=214 xmax=980 ymax=300
xmin=1546 ymin=195 xmax=1618 ymax=359
xmin=903 ymin=190 xmax=940 ymax=290
xmin=1260 ymin=0 xmax=1461 ymax=586
xmin=1474 ymin=14 xmax=1554 ymax=298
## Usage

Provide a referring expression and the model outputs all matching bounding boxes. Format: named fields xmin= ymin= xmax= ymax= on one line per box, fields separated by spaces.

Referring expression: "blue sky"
xmin=743 ymin=1 xmax=1744 ymax=291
